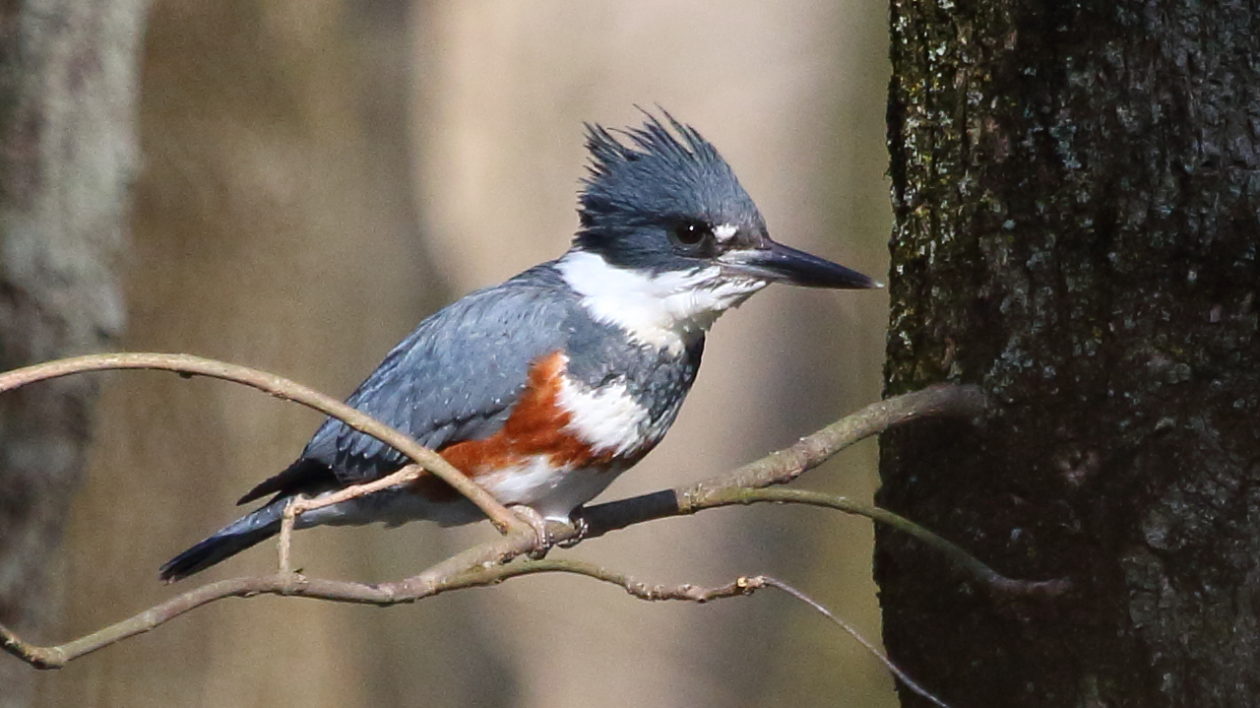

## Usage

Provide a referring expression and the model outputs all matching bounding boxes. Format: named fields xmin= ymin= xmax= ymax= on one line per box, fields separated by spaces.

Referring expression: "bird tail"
xmin=159 ymin=498 xmax=289 ymax=582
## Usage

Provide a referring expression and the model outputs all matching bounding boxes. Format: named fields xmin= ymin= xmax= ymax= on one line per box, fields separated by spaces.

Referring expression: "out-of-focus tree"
xmin=0 ymin=3 xmax=145 ymax=706
xmin=879 ymin=2 xmax=1260 ymax=706
xmin=37 ymin=1 xmax=515 ymax=706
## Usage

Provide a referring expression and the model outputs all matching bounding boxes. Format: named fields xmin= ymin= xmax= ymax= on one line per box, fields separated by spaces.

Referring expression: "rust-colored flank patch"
xmin=412 ymin=350 xmax=615 ymax=502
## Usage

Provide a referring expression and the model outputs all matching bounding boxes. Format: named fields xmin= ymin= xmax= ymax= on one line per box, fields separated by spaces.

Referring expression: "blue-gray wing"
xmin=242 ymin=275 xmax=577 ymax=502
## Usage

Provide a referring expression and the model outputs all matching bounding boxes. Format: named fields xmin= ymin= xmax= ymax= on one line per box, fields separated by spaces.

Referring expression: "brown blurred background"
xmin=32 ymin=2 xmax=891 ymax=706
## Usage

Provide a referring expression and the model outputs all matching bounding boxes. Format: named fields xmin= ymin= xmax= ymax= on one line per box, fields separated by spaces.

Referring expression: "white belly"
xmin=298 ymin=459 xmax=623 ymax=529
xmin=478 ymin=455 xmax=622 ymax=521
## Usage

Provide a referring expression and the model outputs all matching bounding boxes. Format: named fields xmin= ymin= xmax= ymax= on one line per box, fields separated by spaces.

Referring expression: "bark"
xmin=0 ymin=2 xmax=144 ymax=706
xmin=878 ymin=2 xmax=1260 ymax=706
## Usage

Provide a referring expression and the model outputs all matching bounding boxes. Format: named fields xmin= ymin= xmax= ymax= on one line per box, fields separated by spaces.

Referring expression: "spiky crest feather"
xmin=574 ymin=110 xmax=762 ymax=260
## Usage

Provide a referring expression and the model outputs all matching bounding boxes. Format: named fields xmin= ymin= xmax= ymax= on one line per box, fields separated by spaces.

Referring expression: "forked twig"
xmin=762 ymin=577 xmax=950 ymax=708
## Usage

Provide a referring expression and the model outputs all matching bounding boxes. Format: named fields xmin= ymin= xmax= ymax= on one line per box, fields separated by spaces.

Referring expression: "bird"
xmin=159 ymin=111 xmax=879 ymax=582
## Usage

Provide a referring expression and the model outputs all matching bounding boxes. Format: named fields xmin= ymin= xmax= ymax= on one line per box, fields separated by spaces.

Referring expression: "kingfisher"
xmin=159 ymin=112 xmax=879 ymax=582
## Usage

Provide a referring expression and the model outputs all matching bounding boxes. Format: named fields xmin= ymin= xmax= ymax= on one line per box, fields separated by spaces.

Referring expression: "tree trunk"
xmin=0 ymin=2 xmax=144 ymax=706
xmin=877 ymin=2 xmax=1260 ymax=706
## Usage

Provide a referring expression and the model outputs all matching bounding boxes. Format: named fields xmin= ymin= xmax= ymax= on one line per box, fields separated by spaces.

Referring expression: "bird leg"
xmin=508 ymin=505 xmax=553 ymax=559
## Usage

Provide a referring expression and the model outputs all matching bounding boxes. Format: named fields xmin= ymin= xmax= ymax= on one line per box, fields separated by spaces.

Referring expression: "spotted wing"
xmin=238 ymin=275 xmax=575 ymax=503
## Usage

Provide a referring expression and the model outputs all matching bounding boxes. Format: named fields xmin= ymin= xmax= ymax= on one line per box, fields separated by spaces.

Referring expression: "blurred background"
xmin=32 ymin=1 xmax=891 ymax=706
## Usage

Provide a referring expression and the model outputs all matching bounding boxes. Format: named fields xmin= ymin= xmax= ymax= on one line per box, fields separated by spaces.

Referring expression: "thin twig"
xmin=277 ymin=465 xmax=432 ymax=570
xmin=577 ymin=383 xmax=988 ymax=537
xmin=1 ymin=559 xmax=952 ymax=702
xmin=278 ymin=496 xmax=301 ymax=575
xmin=0 ymin=353 xmax=522 ymax=533
xmin=691 ymin=488 xmax=1070 ymax=598
xmin=289 ymin=464 xmax=425 ymax=516
xmin=450 ymin=558 xmax=769 ymax=602
xmin=0 ymin=558 xmax=759 ymax=669
xmin=491 ymin=563 xmax=949 ymax=704
xmin=761 ymin=577 xmax=950 ymax=708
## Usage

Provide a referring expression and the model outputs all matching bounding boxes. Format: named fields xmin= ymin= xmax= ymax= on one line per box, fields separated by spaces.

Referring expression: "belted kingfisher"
xmin=160 ymin=112 xmax=878 ymax=581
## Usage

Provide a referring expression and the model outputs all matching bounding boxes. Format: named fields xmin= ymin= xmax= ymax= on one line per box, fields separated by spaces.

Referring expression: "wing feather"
xmin=239 ymin=272 xmax=576 ymax=503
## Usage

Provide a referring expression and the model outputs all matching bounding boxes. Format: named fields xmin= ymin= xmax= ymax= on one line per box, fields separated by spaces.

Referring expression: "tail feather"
xmin=159 ymin=499 xmax=287 ymax=582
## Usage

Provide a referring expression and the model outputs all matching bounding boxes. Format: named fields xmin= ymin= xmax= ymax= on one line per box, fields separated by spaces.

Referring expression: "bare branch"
xmin=761 ymin=577 xmax=950 ymax=708
xmin=576 ymin=383 xmax=988 ymax=536
xmin=492 ymin=565 xmax=951 ymax=706
xmin=675 ymin=488 xmax=1069 ymax=599
xmin=0 ymin=558 xmax=755 ymax=669
xmin=0 ymin=353 xmax=522 ymax=533
xmin=456 ymin=558 xmax=769 ymax=602
xmin=1 ymin=560 xmax=950 ymax=703
xmin=0 ymin=352 xmax=1028 ymax=706
xmin=560 ymin=385 xmax=1066 ymax=596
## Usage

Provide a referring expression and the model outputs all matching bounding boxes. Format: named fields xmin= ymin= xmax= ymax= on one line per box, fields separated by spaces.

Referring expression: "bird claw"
xmin=509 ymin=505 xmax=553 ymax=559
xmin=557 ymin=508 xmax=589 ymax=548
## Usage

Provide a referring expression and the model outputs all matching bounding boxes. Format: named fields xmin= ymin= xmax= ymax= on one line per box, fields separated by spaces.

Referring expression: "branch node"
xmin=278 ymin=572 xmax=309 ymax=596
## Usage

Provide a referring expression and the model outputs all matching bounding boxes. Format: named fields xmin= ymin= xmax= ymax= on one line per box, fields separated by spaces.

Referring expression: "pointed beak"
xmin=719 ymin=241 xmax=883 ymax=289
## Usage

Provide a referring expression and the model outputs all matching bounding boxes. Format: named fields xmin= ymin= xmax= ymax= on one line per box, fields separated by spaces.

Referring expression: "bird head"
xmin=559 ymin=111 xmax=879 ymax=350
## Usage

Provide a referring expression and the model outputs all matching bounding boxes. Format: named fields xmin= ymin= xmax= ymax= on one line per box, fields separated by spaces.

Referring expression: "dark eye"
xmin=670 ymin=221 xmax=713 ymax=250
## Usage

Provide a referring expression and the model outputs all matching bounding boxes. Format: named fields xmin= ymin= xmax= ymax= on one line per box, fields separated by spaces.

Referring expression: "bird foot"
xmin=557 ymin=508 xmax=589 ymax=548
xmin=509 ymin=505 xmax=553 ymax=559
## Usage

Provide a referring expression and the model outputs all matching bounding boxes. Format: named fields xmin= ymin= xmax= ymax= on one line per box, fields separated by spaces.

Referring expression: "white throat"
xmin=556 ymin=250 xmax=767 ymax=353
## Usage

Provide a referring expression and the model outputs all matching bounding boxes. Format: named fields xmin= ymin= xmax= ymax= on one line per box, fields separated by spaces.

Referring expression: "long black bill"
xmin=722 ymin=241 xmax=882 ymax=289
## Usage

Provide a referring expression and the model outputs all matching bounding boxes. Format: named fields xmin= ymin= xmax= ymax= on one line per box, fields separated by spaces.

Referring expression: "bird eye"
xmin=670 ymin=221 xmax=713 ymax=250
